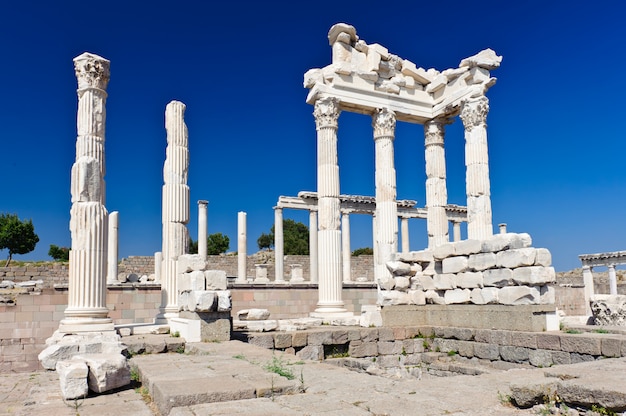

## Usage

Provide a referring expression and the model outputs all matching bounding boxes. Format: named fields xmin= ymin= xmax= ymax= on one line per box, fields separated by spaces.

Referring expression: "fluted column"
xmin=608 ymin=264 xmax=618 ymax=295
xmin=373 ymin=108 xmax=398 ymax=284
xmin=401 ymin=217 xmax=409 ymax=254
xmin=154 ymin=251 xmax=162 ymax=283
xmin=341 ymin=211 xmax=351 ymax=283
xmin=582 ymin=265 xmax=594 ymax=316
xmin=160 ymin=100 xmax=190 ymax=320
xmin=198 ymin=200 xmax=208 ymax=259
xmin=274 ymin=207 xmax=285 ymax=282
xmin=106 ymin=211 xmax=119 ymax=285
xmin=237 ymin=211 xmax=247 ymax=283
xmin=460 ymin=96 xmax=493 ymax=240
xmin=61 ymin=53 xmax=112 ymax=332
xmin=424 ymin=119 xmax=449 ymax=247
xmin=313 ymin=97 xmax=345 ymax=314
xmin=309 ymin=210 xmax=318 ymax=283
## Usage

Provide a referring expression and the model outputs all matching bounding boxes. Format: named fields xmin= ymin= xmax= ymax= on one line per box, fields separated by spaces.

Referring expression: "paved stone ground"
xmin=2 ymin=339 xmax=626 ymax=415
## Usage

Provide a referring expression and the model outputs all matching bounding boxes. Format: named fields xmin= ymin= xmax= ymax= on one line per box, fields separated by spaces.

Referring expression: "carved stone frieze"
xmin=460 ymin=96 xmax=489 ymax=130
xmin=74 ymin=53 xmax=110 ymax=91
xmin=314 ymin=97 xmax=341 ymax=130
xmin=372 ymin=107 xmax=396 ymax=138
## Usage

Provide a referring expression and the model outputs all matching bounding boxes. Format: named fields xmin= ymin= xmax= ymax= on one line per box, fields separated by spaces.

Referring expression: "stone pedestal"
xmin=169 ymin=312 xmax=232 ymax=343
xmin=254 ymin=264 xmax=269 ymax=283
xmin=290 ymin=264 xmax=304 ymax=282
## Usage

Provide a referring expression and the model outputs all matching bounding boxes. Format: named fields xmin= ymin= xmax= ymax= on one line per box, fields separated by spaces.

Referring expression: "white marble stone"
xmin=540 ymin=285 xmax=555 ymax=305
xmin=177 ymin=254 xmax=206 ymax=273
xmin=56 ymin=359 xmax=89 ymax=400
xmin=441 ymin=256 xmax=469 ymax=274
xmin=237 ymin=309 xmax=271 ymax=321
xmin=396 ymin=250 xmax=434 ymax=263
xmin=178 ymin=270 xmax=205 ymax=292
xmin=511 ymin=266 xmax=556 ymax=285
xmin=216 ymin=290 xmax=231 ymax=312
xmin=189 ymin=290 xmax=217 ymax=312
xmin=433 ymin=274 xmax=455 ymax=290
xmin=106 ymin=211 xmax=119 ymax=285
xmin=496 ymin=248 xmax=537 ymax=268
xmin=78 ymin=353 xmax=130 ymax=394
xmin=425 ymin=290 xmax=445 ymax=305
xmin=498 ymin=286 xmax=540 ymax=305
xmin=470 ymin=287 xmax=499 ymax=305
xmin=444 ymin=288 xmax=471 ymax=304
xmin=483 ymin=268 xmax=513 ymax=287
xmin=237 ymin=211 xmax=247 ymax=282
xmin=468 ymin=252 xmax=496 ymax=271
xmin=205 ymin=270 xmax=227 ymax=290
xmin=534 ymin=248 xmax=552 ymax=266
xmin=454 ymin=271 xmax=484 ymax=289
xmin=386 ymin=260 xmax=413 ymax=276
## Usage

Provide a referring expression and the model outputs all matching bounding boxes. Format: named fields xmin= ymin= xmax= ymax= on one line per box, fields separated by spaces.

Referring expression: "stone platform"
xmin=381 ymin=304 xmax=558 ymax=332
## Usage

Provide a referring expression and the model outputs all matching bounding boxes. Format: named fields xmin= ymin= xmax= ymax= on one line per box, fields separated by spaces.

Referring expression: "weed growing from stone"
xmin=592 ymin=328 xmax=610 ymax=334
xmin=170 ymin=331 xmax=180 ymax=338
xmin=232 ymin=354 xmax=246 ymax=360
xmin=497 ymin=391 xmax=512 ymax=406
xmin=591 ymin=404 xmax=617 ymax=415
xmin=175 ymin=345 xmax=185 ymax=354
xmin=564 ymin=329 xmax=582 ymax=334
xmin=264 ymin=355 xmax=295 ymax=380
xmin=130 ymin=366 xmax=140 ymax=382
xmin=63 ymin=396 xmax=85 ymax=416
xmin=447 ymin=350 xmax=457 ymax=356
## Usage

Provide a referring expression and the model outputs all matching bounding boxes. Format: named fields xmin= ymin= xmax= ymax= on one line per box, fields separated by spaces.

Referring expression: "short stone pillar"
xmin=237 ymin=211 xmax=247 ymax=283
xmin=452 ymin=221 xmax=462 ymax=242
xmin=198 ymin=200 xmax=208 ymax=259
xmin=254 ymin=264 xmax=269 ymax=283
xmin=499 ymin=223 xmax=507 ymax=234
xmin=401 ymin=217 xmax=410 ymax=253
xmin=582 ymin=265 xmax=595 ymax=316
xmin=107 ymin=211 xmax=119 ymax=285
xmin=608 ymin=264 xmax=618 ymax=295
xmin=290 ymin=264 xmax=304 ymax=282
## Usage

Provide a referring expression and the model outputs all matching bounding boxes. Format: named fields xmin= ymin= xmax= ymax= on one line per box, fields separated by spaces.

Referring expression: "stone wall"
xmin=0 ymin=263 xmax=69 ymax=287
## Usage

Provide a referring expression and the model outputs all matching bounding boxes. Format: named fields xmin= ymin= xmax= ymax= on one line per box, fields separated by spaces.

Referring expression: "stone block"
xmin=510 ymin=379 xmax=557 ymax=408
xmin=248 ymin=333 xmax=274 ymax=349
xmin=457 ymin=340 xmax=474 ymax=357
xmin=452 ymin=239 xmax=482 ymax=256
xmin=307 ymin=330 xmax=333 ymax=345
xmin=56 ymin=359 xmax=88 ymax=400
xmin=528 ymin=349 xmax=553 ymax=367
xmin=468 ymin=252 xmax=496 ymax=271
xmin=540 ymin=285 xmax=555 ymax=304
xmin=454 ymin=271 xmax=483 ymax=289
xmin=473 ymin=343 xmax=499 ymax=360
xmin=377 ymin=289 xmax=410 ymax=305
xmin=408 ymin=290 xmax=426 ymax=305
xmin=360 ymin=328 xmax=378 ymax=342
xmin=216 ymin=290 xmax=231 ymax=312
xmin=498 ymin=286 xmax=540 ymax=305
xmin=444 ymin=289 xmax=471 ymax=304
xmin=551 ymin=351 xmax=571 ymax=365
xmin=237 ymin=309 xmax=270 ymax=321
xmin=414 ymin=275 xmax=436 ymax=290
xmin=360 ymin=306 xmax=383 ymax=327
xmin=424 ymin=290 xmax=445 ymax=305
xmin=178 ymin=271 xmax=205 ymax=292
xmin=499 ymin=346 xmax=529 ymax=363
xmin=601 ymin=337 xmax=621 ymax=358
xmin=491 ymin=330 xmax=512 ymax=346
xmin=559 ymin=334 xmax=601 ymax=355
xmin=274 ymin=333 xmax=292 ymax=349
xmin=348 ymin=341 xmax=377 ymax=358
xmin=38 ymin=343 xmax=79 ymax=370
xmin=394 ymin=276 xmax=411 ymax=290
xmin=205 ymin=270 xmax=227 ymax=290
xmin=396 ymin=250 xmax=433 ymax=264
xmin=386 ymin=261 xmax=413 ymax=276
xmin=377 ymin=340 xmax=403 ymax=355
xmin=443 ymin=327 xmax=474 ymax=341
xmin=534 ymin=248 xmax=552 ymax=266
xmin=511 ymin=266 xmax=556 ymax=285
xmin=482 ymin=233 xmax=532 ymax=253
xmin=377 ymin=276 xmax=395 ymax=291
xmin=496 ymin=248 xmax=537 ymax=268
xmin=378 ymin=327 xmax=395 ymax=342
xmin=77 ymin=353 xmax=130 ymax=393
xmin=433 ymin=243 xmax=455 ymax=260
xmin=482 ymin=268 xmax=512 ymax=287
xmin=177 ymin=254 xmax=206 ymax=273
xmin=291 ymin=332 xmax=307 ymax=348
xmin=470 ymin=287 xmax=498 ymax=304
xmin=536 ymin=333 xmax=561 ymax=351
xmin=190 ymin=291 xmax=216 ymax=312
xmin=433 ymin=274 xmax=455 ymax=290
xmin=510 ymin=332 xmax=537 ymax=348
xmin=296 ymin=345 xmax=323 ymax=361
xmin=441 ymin=256 xmax=468 ymax=274
xmin=331 ymin=330 xmax=349 ymax=344
xmin=570 ymin=353 xmax=595 ymax=363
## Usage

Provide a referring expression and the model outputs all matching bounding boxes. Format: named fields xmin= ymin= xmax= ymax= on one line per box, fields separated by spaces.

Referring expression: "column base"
xmin=155 ymin=311 xmax=180 ymax=325
xmin=310 ymin=311 xmax=354 ymax=319
xmin=58 ymin=317 xmax=114 ymax=333
xmin=312 ymin=301 xmax=348 ymax=315
xmin=254 ymin=278 xmax=270 ymax=283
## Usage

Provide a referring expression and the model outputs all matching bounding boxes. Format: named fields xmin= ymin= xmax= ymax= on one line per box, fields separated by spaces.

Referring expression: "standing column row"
xmin=424 ymin=118 xmax=449 ymax=248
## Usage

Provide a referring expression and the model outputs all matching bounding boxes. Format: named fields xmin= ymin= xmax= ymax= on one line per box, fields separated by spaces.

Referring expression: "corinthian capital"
xmin=372 ymin=107 xmax=396 ymax=138
xmin=460 ymin=96 xmax=489 ymax=130
xmin=424 ymin=118 xmax=450 ymax=146
xmin=313 ymin=97 xmax=341 ymax=130
xmin=74 ymin=52 xmax=110 ymax=91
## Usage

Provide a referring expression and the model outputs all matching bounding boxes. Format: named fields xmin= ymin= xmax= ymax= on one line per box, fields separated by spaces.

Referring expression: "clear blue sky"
xmin=1 ymin=1 xmax=624 ymax=272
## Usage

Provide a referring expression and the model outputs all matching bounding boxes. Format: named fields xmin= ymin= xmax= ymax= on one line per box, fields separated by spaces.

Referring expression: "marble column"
xmin=274 ymin=207 xmax=285 ymax=282
xmin=582 ymin=265 xmax=595 ymax=316
xmin=498 ymin=223 xmax=507 ymax=234
xmin=424 ymin=119 xmax=449 ymax=247
xmin=373 ymin=108 xmax=398 ymax=283
xmin=341 ymin=211 xmax=351 ymax=283
xmin=61 ymin=52 xmax=112 ymax=332
xmin=309 ymin=210 xmax=318 ymax=283
xmin=453 ymin=221 xmax=462 ymax=242
xmin=159 ymin=100 xmax=190 ymax=321
xmin=401 ymin=217 xmax=409 ymax=254
xmin=237 ymin=211 xmax=247 ymax=283
xmin=198 ymin=200 xmax=208 ymax=259
xmin=154 ymin=251 xmax=162 ymax=284
xmin=106 ymin=211 xmax=119 ymax=285
xmin=608 ymin=264 xmax=618 ymax=295
xmin=313 ymin=97 xmax=346 ymax=314
xmin=460 ymin=96 xmax=493 ymax=240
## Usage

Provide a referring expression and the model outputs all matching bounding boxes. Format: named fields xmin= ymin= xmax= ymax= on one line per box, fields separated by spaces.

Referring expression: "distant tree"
xmin=0 ymin=214 xmax=39 ymax=266
xmin=48 ymin=244 xmax=70 ymax=262
xmin=207 ymin=233 xmax=230 ymax=255
xmin=188 ymin=237 xmax=198 ymax=254
xmin=352 ymin=247 xmax=374 ymax=256
xmin=257 ymin=219 xmax=309 ymax=255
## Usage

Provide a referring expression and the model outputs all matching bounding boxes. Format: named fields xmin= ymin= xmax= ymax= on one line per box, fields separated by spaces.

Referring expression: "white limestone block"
xmin=366 ymin=49 xmax=381 ymax=72
xmin=433 ymin=243 xmax=455 ymax=260
xmin=408 ymin=290 xmax=426 ymax=305
xmin=483 ymin=268 xmax=513 ymax=287
xmin=496 ymin=248 xmax=537 ymax=268
xmin=401 ymin=60 xmax=432 ymax=84
xmin=468 ymin=252 xmax=497 ymax=271
xmin=413 ymin=275 xmax=436 ymax=290
xmin=377 ymin=290 xmax=410 ymax=306
xmin=534 ymin=248 xmax=552 ymax=266
xmin=470 ymin=287 xmax=499 ymax=305
xmin=454 ymin=271 xmax=484 ymax=289
xmin=453 ymin=239 xmax=482 ymax=256
xmin=459 ymin=48 xmax=502 ymax=70
xmin=360 ymin=305 xmax=383 ymax=327
xmin=78 ymin=353 xmax=130 ymax=393
xmin=179 ymin=270 xmax=206 ymax=292
xmin=237 ymin=309 xmax=271 ymax=321
xmin=216 ymin=290 xmax=231 ymax=312
xmin=386 ymin=260 xmax=413 ymax=276
xmin=396 ymin=250 xmax=433 ymax=264
xmin=425 ymin=290 xmax=445 ymax=305
xmin=498 ymin=286 xmax=540 ymax=305
xmin=403 ymin=75 xmax=416 ymax=89
xmin=303 ymin=68 xmax=323 ymax=88
xmin=205 ymin=270 xmax=227 ymax=290
xmin=422 ymin=261 xmax=437 ymax=276
xmin=481 ymin=233 xmax=532 ymax=253
xmin=377 ymin=276 xmax=395 ymax=291
xmin=178 ymin=290 xmax=191 ymax=311
xmin=444 ymin=289 xmax=471 ymax=304
xmin=467 ymin=67 xmax=491 ymax=85
xmin=56 ymin=359 xmax=89 ymax=400
xmin=177 ymin=254 xmax=206 ymax=273
xmin=242 ymin=320 xmax=278 ymax=332
xmin=441 ymin=256 xmax=469 ymax=274
xmin=433 ymin=273 xmax=455 ymax=290
xmin=540 ymin=285 xmax=555 ymax=305
xmin=38 ymin=343 xmax=80 ymax=370
xmin=410 ymin=263 xmax=423 ymax=274
xmin=328 ymin=23 xmax=357 ymax=45
xmin=354 ymin=39 xmax=368 ymax=52
xmin=191 ymin=290 xmax=217 ymax=312
xmin=511 ymin=266 xmax=556 ymax=286
xmin=368 ymin=43 xmax=389 ymax=59
xmin=394 ymin=276 xmax=411 ymax=291
xmin=425 ymin=74 xmax=447 ymax=93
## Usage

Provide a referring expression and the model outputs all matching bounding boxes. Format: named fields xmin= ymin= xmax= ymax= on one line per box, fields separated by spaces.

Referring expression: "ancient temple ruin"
xmin=304 ymin=23 xmax=557 ymax=328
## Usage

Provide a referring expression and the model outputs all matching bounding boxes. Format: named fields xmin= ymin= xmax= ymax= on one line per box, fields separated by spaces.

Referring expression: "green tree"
xmin=188 ymin=237 xmax=198 ymax=254
xmin=352 ymin=247 xmax=374 ymax=256
xmin=207 ymin=232 xmax=230 ymax=255
xmin=0 ymin=214 xmax=39 ymax=266
xmin=48 ymin=244 xmax=70 ymax=261
xmin=257 ymin=219 xmax=309 ymax=255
